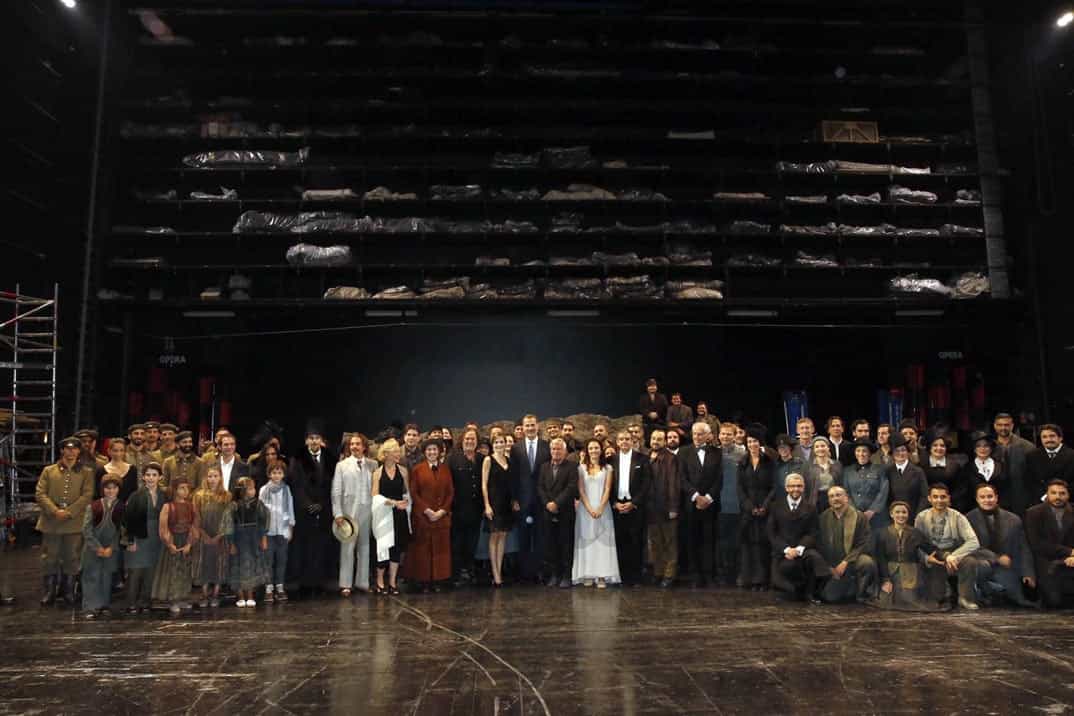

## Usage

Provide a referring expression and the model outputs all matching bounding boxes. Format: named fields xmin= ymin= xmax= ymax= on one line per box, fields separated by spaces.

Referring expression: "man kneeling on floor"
xmin=914 ymin=482 xmax=982 ymax=610
xmin=814 ymin=485 xmax=878 ymax=603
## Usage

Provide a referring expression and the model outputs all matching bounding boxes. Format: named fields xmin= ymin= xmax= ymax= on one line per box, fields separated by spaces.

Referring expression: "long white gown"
xmin=572 ymin=464 xmax=621 ymax=584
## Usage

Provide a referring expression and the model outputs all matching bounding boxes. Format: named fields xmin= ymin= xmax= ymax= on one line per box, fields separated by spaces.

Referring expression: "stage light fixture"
xmin=1058 ymin=11 xmax=1074 ymax=27
xmin=60 ymin=0 xmax=77 ymax=8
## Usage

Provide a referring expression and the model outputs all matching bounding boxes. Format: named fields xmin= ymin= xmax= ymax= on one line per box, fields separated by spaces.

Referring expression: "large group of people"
xmin=15 ymin=379 xmax=1074 ymax=618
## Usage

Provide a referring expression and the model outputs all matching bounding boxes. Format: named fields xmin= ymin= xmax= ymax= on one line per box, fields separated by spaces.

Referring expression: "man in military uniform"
xmin=36 ymin=436 xmax=95 ymax=605
xmin=125 ymin=423 xmax=153 ymax=479
xmin=75 ymin=428 xmax=108 ymax=468
xmin=151 ymin=423 xmax=179 ymax=463
xmin=163 ymin=430 xmax=199 ymax=489
xmin=143 ymin=421 xmax=161 ymax=454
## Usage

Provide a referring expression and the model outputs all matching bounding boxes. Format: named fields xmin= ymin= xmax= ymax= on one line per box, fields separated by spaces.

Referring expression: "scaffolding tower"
xmin=0 ymin=285 xmax=58 ymax=540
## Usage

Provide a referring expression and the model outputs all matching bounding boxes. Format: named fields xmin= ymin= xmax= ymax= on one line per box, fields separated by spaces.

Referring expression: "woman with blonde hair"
xmin=371 ymin=439 xmax=410 ymax=595
xmin=192 ymin=464 xmax=233 ymax=608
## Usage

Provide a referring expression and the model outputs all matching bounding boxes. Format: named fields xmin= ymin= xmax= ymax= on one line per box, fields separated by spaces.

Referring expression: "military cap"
xmin=74 ymin=428 xmax=99 ymax=441
xmin=60 ymin=436 xmax=82 ymax=449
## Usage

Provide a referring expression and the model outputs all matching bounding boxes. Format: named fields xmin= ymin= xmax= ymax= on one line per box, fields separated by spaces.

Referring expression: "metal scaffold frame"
xmin=0 ymin=284 xmax=58 ymax=541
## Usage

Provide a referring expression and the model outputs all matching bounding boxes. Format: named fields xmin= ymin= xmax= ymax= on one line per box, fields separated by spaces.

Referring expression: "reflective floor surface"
xmin=2 ymin=548 xmax=1073 ymax=715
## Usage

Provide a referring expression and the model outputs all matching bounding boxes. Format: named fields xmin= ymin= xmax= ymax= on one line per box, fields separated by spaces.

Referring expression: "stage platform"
xmin=1 ymin=548 xmax=1071 ymax=715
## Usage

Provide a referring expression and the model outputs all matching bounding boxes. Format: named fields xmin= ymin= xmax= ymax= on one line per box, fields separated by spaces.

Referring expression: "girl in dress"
xmin=572 ymin=439 xmax=620 ymax=588
xmin=230 ymin=477 xmax=269 ymax=607
xmin=192 ymin=465 xmax=233 ymax=608
xmin=81 ymin=474 xmax=124 ymax=618
xmin=153 ymin=477 xmax=198 ymax=615
xmin=482 ymin=434 xmax=518 ymax=587
xmin=123 ymin=461 xmax=167 ymax=614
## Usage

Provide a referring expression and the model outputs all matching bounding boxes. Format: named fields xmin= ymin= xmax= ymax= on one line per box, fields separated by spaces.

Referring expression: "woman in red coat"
xmin=404 ymin=439 xmax=454 ymax=592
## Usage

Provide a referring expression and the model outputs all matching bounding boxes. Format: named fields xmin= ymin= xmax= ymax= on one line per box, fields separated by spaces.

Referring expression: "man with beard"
xmin=647 ymin=429 xmax=679 ymax=588
xmin=1026 ymin=425 xmax=1074 ymax=513
xmin=696 ymin=402 xmax=719 ymax=432
xmin=75 ymin=429 xmax=107 ymax=468
xmin=125 ymin=423 xmax=153 ymax=479
xmin=448 ymin=428 xmax=484 ymax=586
xmin=991 ymin=413 xmax=1036 ymax=515
xmin=593 ymin=423 xmax=615 ymax=458
xmin=560 ymin=421 xmax=580 ymax=454
xmin=639 ymin=378 xmax=668 ymax=436
xmin=1025 ymin=479 xmax=1074 ymax=607
xmin=814 ymin=486 xmax=877 ymax=603
xmin=666 ymin=427 xmax=682 ymax=456
xmin=163 ymin=431 xmax=199 ymax=489
xmin=666 ymin=393 xmax=694 ymax=433
xmin=289 ymin=424 xmax=337 ymax=597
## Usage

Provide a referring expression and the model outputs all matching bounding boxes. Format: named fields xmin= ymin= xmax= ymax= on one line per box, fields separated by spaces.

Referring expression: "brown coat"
xmin=404 ymin=461 xmax=454 ymax=582
xmin=35 ymin=460 xmax=95 ymax=534
xmin=647 ymin=448 xmax=680 ymax=524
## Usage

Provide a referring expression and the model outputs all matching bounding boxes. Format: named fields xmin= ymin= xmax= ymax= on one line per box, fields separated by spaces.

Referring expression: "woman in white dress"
xmin=572 ymin=439 xmax=620 ymax=588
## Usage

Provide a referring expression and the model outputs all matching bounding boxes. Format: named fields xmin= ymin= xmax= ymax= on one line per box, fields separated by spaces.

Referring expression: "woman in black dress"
xmin=482 ymin=434 xmax=517 ymax=587
xmin=372 ymin=438 xmax=410 ymax=596
xmin=956 ymin=431 xmax=1009 ymax=513
xmin=737 ymin=429 xmax=776 ymax=590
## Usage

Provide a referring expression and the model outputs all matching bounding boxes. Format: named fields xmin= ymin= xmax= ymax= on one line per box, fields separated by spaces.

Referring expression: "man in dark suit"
xmin=886 ymin=435 xmax=930 ymax=517
xmin=197 ymin=432 xmax=250 ymax=491
xmin=827 ymin=416 xmax=853 ymax=467
xmin=993 ymin=412 xmax=1038 ymax=515
xmin=966 ymin=482 xmax=1037 ymax=607
xmin=611 ymin=430 xmax=652 ymax=586
xmin=1026 ymin=425 xmax=1074 ymax=510
xmin=289 ymin=424 xmax=338 ymax=596
xmin=510 ymin=413 xmax=551 ymax=582
xmin=767 ymin=473 xmax=827 ymax=602
xmin=1025 ymin=479 xmax=1074 ymax=607
xmin=677 ymin=421 xmax=722 ymax=587
xmin=537 ymin=438 xmax=577 ymax=588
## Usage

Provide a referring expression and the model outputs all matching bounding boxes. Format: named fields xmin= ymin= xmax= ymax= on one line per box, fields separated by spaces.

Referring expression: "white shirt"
xmin=526 ymin=438 xmax=539 ymax=464
xmin=696 ymin=445 xmax=706 ymax=466
xmin=976 ymin=457 xmax=995 ymax=480
xmin=930 ymin=457 xmax=946 ymax=468
xmin=220 ymin=456 xmax=236 ymax=490
xmin=894 ymin=460 xmax=909 ymax=474
xmin=1047 ymin=446 xmax=1063 ymax=457
xmin=784 ymin=495 xmax=806 ymax=556
xmin=617 ymin=452 xmax=632 ymax=500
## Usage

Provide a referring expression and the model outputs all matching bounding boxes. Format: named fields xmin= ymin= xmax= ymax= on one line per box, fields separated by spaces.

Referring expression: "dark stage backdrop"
xmin=92 ymin=322 xmax=1015 ymax=453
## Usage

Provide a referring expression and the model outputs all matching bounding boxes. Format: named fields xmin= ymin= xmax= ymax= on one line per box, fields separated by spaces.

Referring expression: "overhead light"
xmin=727 ymin=309 xmax=778 ymax=318
xmin=60 ymin=0 xmax=77 ymax=8
xmin=895 ymin=309 xmax=944 ymax=317
xmin=181 ymin=310 xmax=236 ymax=319
xmin=546 ymin=310 xmax=600 ymax=317
xmin=1058 ymin=11 xmax=1074 ymax=27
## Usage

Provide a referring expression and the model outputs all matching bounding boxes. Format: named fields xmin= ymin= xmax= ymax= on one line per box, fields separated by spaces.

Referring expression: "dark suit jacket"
xmin=1025 ymin=501 xmax=1074 ymax=563
xmin=830 ymin=439 xmax=854 ymax=467
xmin=886 ymin=462 xmax=930 ymax=516
xmin=511 ymin=438 xmax=551 ymax=517
xmin=537 ymin=459 xmax=578 ymax=515
xmin=289 ymin=449 xmax=337 ymax=528
xmin=966 ymin=507 xmax=1035 ymax=580
xmin=677 ymin=445 xmax=723 ymax=511
xmin=766 ymin=497 xmax=820 ymax=557
xmin=1026 ymin=446 xmax=1074 ymax=506
xmin=609 ymin=450 xmax=652 ymax=508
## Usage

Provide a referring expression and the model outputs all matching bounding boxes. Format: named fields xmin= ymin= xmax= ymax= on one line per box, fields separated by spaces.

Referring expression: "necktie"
xmin=1051 ymin=452 xmax=1057 ymax=460
xmin=528 ymin=441 xmax=536 ymax=470
xmin=791 ymin=501 xmax=798 ymax=511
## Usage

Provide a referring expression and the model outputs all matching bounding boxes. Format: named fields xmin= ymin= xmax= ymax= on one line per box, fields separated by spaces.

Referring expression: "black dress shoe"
xmin=545 ymin=576 xmax=559 ymax=588
xmin=0 ymin=594 xmax=15 ymax=605
xmin=659 ymin=578 xmax=674 ymax=589
xmin=558 ymin=579 xmax=572 ymax=589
